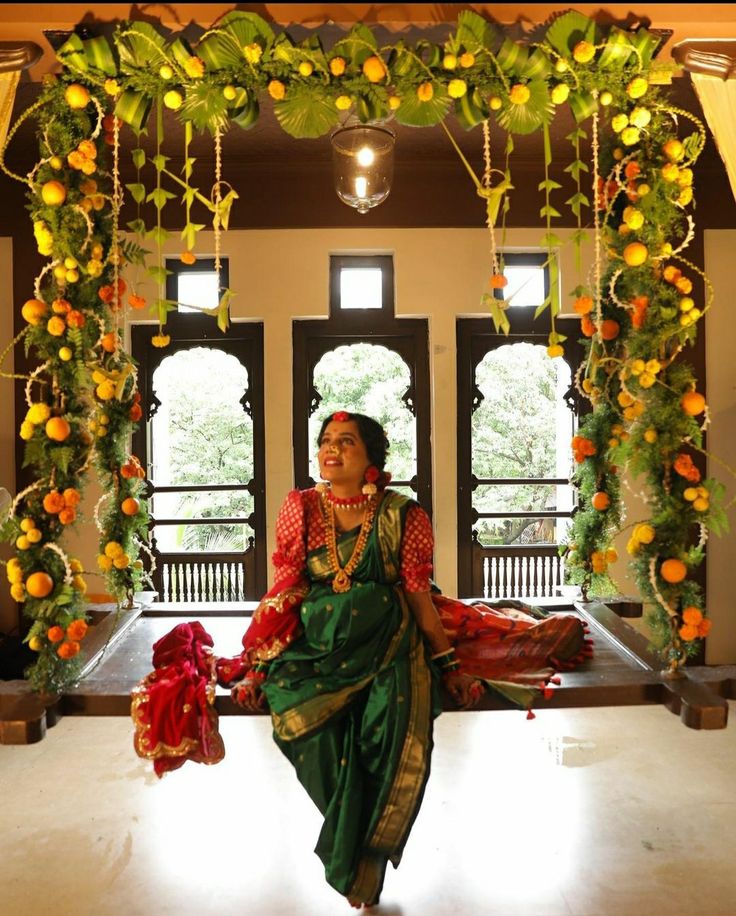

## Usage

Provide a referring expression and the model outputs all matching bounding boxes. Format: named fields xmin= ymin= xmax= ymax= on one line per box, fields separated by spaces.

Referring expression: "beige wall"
xmin=3 ymin=228 xmax=734 ymax=661
xmin=0 ymin=237 xmax=14 ymax=633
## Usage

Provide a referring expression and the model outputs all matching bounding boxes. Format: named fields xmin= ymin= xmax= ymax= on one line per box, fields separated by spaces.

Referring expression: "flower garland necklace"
xmin=320 ymin=490 xmax=377 ymax=593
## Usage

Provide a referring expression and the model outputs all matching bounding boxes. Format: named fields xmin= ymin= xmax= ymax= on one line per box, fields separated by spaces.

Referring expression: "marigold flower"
xmin=43 ymin=490 xmax=66 ymax=514
xmin=47 ymin=626 xmax=65 ymax=643
xmin=58 ymin=508 xmax=77 ymax=525
xmin=128 ymin=294 xmax=147 ymax=310
xmin=673 ymin=453 xmax=701 ymax=483
xmin=268 ymin=80 xmax=286 ymax=101
xmin=678 ymin=624 xmax=699 ymax=642
xmin=180 ymin=251 xmax=196 ymax=265
xmin=682 ymin=606 xmax=703 ymax=627
xmin=57 ymin=640 xmax=81 ymax=659
xmin=67 ymin=619 xmax=88 ymax=641
xmin=151 ymin=334 xmax=171 ymax=348
xmin=183 ymin=56 xmax=205 ymax=79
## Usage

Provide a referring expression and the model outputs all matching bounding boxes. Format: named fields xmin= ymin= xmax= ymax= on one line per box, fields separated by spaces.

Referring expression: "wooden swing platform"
xmin=2 ymin=596 xmax=734 ymax=744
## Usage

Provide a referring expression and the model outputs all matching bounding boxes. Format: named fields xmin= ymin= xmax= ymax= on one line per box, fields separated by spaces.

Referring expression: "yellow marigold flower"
xmin=47 ymin=316 xmax=66 ymax=337
xmin=678 ymin=186 xmax=693 ymax=206
xmin=26 ymin=403 xmax=51 ymax=425
xmin=329 ymin=57 xmax=346 ymax=77
xmin=243 ymin=43 xmax=262 ymax=65
xmin=416 ymin=82 xmax=434 ymax=102
xmin=268 ymin=80 xmax=285 ymax=101
xmin=645 ymin=359 xmax=661 ymax=374
xmin=610 ymin=113 xmax=628 ymax=133
xmin=70 ymin=558 xmax=83 ymax=574
xmin=113 ymin=553 xmax=130 ymax=569
xmin=96 ymin=380 xmax=116 ymax=401
xmin=627 ymin=77 xmax=649 ymax=99
xmin=10 ymin=582 xmax=26 ymax=602
xmin=447 ymin=79 xmax=467 ymax=99
xmin=159 ymin=64 xmax=173 ymax=80
xmin=442 ymin=53 xmax=457 ymax=70
xmin=335 ymin=95 xmax=352 ymax=111
xmin=509 ymin=84 xmax=530 ymax=105
xmin=546 ymin=344 xmax=564 ymax=358
xmin=104 ymin=541 xmax=123 ymax=559
xmin=19 ymin=421 xmax=35 ymax=441
xmin=622 ymin=206 xmax=644 ymax=230
xmin=573 ymin=41 xmax=596 ymax=63
xmin=298 ymin=61 xmax=314 ymax=77
xmin=183 ymin=56 xmax=205 ymax=79
xmin=104 ymin=79 xmax=120 ymax=96
xmin=620 ymin=126 xmax=641 ymax=147
xmin=628 ymin=107 xmax=651 ymax=128
xmin=550 ymin=83 xmax=569 ymax=104
xmin=678 ymin=168 xmax=693 ymax=187
xmin=97 ymin=554 xmax=113 ymax=571
xmin=388 ymin=95 xmax=401 ymax=110
xmin=362 ymin=56 xmax=387 ymax=83
xmin=152 ymin=333 xmax=171 ymax=348
xmin=638 ymin=372 xmax=656 ymax=389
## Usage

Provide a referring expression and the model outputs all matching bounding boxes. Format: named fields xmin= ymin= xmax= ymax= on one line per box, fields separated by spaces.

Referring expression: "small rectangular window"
xmin=494 ymin=252 xmax=549 ymax=308
xmin=339 ymin=267 xmax=383 ymax=310
xmin=176 ymin=271 xmax=220 ymax=313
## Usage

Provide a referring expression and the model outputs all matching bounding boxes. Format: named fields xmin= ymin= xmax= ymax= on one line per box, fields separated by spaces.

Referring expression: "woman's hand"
xmin=444 ymin=672 xmax=484 ymax=709
xmin=231 ymin=675 xmax=267 ymax=712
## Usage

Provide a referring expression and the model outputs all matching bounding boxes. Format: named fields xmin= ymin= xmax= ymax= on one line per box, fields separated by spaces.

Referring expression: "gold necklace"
xmin=321 ymin=492 xmax=377 ymax=593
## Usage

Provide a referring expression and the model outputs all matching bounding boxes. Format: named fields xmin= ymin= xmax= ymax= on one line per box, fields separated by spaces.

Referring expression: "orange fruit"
xmin=681 ymin=391 xmax=705 ymax=416
xmin=660 ymin=558 xmax=687 ymax=584
xmin=591 ymin=491 xmax=610 ymax=511
xmin=121 ymin=497 xmax=140 ymax=516
xmin=45 ymin=417 xmax=71 ymax=442
xmin=623 ymin=242 xmax=648 ymax=267
xmin=64 ymin=83 xmax=90 ymax=109
xmin=362 ymin=55 xmax=387 ymax=83
xmin=600 ymin=320 xmax=620 ymax=340
xmin=41 ymin=180 xmax=67 ymax=206
xmin=26 ymin=571 xmax=54 ymax=599
xmin=21 ymin=299 xmax=48 ymax=325
xmin=573 ymin=295 xmax=593 ymax=315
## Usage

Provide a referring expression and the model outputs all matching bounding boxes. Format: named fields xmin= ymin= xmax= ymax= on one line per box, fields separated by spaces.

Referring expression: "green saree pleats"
xmin=262 ymin=493 xmax=439 ymax=903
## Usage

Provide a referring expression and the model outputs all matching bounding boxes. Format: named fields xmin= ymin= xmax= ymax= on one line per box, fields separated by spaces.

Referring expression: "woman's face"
xmin=317 ymin=420 xmax=371 ymax=490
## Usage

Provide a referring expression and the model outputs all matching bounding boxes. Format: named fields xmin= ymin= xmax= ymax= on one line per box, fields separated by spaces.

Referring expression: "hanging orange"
xmin=45 ymin=417 xmax=71 ymax=442
xmin=21 ymin=299 xmax=48 ymax=325
xmin=591 ymin=491 xmax=610 ymax=511
xmin=600 ymin=320 xmax=620 ymax=340
xmin=26 ymin=571 xmax=54 ymax=599
xmin=121 ymin=497 xmax=140 ymax=516
xmin=681 ymin=391 xmax=705 ymax=416
xmin=660 ymin=558 xmax=687 ymax=584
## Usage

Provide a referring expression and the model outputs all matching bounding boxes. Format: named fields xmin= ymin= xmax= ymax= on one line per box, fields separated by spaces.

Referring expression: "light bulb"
xmin=356 ymin=146 xmax=375 ymax=167
xmin=354 ymin=176 xmax=368 ymax=198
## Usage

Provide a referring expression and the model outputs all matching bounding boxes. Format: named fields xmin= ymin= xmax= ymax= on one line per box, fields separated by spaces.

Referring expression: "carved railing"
xmin=471 ymin=543 xmax=565 ymax=600
xmin=154 ymin=545 xmax=257 ymax=603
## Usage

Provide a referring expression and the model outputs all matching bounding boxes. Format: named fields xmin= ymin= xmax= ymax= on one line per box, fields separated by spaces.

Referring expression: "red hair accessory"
xmin=364 ymin=466 xmax=380 ymax=483
xmin=332 ymin=410 xmax=350 ymax=422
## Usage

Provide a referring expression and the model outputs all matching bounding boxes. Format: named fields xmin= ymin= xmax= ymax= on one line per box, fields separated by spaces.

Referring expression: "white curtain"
xmin=691 ymin=72 xmax=736 ymax=204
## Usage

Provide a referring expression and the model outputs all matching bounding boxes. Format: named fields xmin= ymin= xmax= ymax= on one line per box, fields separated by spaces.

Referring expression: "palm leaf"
xmin=394 ymin=86 xmax=451 ymax=128
xmin=496 ymin=81 xmax=554 ymax=135
xmin=180 ymin=81 xmax=231 ymax=134
xmin=544 ymin=11 xmax=598 ymax=57
xmin=273 ymin=86 xmax=339 ymax=138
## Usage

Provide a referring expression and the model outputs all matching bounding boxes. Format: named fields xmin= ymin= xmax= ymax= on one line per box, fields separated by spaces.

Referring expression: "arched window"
xmin=293 ymin=255 xmax=432 ymax=511
xmin=457 ymin=258 xmax=585 ymax=599
xmin=131 ymin=259 xmax=266 ymax=602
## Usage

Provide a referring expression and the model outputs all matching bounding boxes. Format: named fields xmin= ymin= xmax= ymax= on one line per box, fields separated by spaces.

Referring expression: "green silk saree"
xmin=262 ymin=491 xmax=440 ymax=905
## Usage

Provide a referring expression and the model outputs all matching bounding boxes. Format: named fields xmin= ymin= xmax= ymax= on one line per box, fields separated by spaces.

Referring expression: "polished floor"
xmin=1 ymin=703 xmax=735 ymax=916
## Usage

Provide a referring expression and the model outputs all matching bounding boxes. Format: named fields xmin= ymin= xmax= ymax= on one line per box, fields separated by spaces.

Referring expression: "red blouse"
xmin=271 ymin=489 xmax=434 ymax=592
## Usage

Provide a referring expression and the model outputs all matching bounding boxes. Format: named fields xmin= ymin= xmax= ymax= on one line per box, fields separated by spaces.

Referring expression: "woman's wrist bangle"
xmin=431 ymin=647 xmax=455 ymax=661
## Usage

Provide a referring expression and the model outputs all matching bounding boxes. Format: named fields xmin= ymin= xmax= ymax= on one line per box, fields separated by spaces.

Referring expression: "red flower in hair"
xmin=364 ymin=466 xmax=380 ymax=483
xmin=332 ymin=411 xmax=350 ymax=422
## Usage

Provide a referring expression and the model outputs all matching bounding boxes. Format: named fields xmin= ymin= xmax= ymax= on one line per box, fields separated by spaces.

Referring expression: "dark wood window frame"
xmin=457 ymin=290 xmax=586 ymax=598
xmin=293 ymin=255 xmax=433 ymax=513
xmin=130 ymin=258 xmax=268 ymax=600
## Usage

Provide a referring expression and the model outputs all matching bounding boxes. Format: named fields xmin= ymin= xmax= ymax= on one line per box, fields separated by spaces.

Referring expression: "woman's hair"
xmin=317 ymin=412 xmax=390 ymax=470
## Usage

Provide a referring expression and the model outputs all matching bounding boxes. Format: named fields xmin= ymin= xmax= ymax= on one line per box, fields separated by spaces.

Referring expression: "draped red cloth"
xmin=131 ymin=622 xmax=225 ymax=777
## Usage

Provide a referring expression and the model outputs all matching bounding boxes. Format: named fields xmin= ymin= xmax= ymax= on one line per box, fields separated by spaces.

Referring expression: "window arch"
xmin=457 ymin=310 xmax=585 ymax=599
xmin=293 ymin=255 xmax=432 ymax=511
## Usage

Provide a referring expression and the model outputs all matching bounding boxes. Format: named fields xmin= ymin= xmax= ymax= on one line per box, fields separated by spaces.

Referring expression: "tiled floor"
xmin=1 ymin=704 xmax=735 ymax=915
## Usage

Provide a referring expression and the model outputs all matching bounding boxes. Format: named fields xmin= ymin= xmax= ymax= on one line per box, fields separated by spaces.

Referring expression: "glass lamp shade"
xmin=331 ymin=124 xmax=395 ymax=214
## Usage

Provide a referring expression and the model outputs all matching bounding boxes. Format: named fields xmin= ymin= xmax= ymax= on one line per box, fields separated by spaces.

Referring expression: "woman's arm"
xmin=403 ymin=590 xmax=483 ymax=709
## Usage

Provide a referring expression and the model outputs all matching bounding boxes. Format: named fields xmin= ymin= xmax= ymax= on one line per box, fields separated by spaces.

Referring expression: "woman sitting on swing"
xmin=134 ymin=411 xmax=589 ymax=909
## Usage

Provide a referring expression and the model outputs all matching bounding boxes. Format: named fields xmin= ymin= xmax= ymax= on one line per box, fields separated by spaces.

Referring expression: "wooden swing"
xmin=2 ymin=595 xmax=733 ymax=745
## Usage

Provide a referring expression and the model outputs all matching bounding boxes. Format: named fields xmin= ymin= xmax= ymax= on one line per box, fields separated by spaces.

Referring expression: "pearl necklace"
xmin=321 ymin=492 xmax=377 ymax=593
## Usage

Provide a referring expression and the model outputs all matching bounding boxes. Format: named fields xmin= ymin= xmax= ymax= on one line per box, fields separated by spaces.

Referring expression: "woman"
xmin=230 ymin=411 xmax=483 ymax=908
xmin=133 ymin=411 xmax=589 ymax=909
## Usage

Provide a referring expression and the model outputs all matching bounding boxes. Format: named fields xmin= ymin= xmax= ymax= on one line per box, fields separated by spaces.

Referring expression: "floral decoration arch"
xmin=0 ymin=8 xmax=727 ymax=691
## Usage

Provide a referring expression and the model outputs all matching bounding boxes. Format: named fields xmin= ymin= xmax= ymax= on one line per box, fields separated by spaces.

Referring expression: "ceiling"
xmin=2 ymin=4 xmax=735 ymax=229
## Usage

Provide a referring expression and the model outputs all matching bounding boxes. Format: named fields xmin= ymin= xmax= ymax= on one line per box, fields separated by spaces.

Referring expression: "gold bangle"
xmin=431 ymin=647 xmax=455 ymax=661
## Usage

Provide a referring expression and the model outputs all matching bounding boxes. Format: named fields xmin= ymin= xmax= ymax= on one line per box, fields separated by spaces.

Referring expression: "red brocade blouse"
xmin=272 ymin=488 xmax=435 ymax=593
